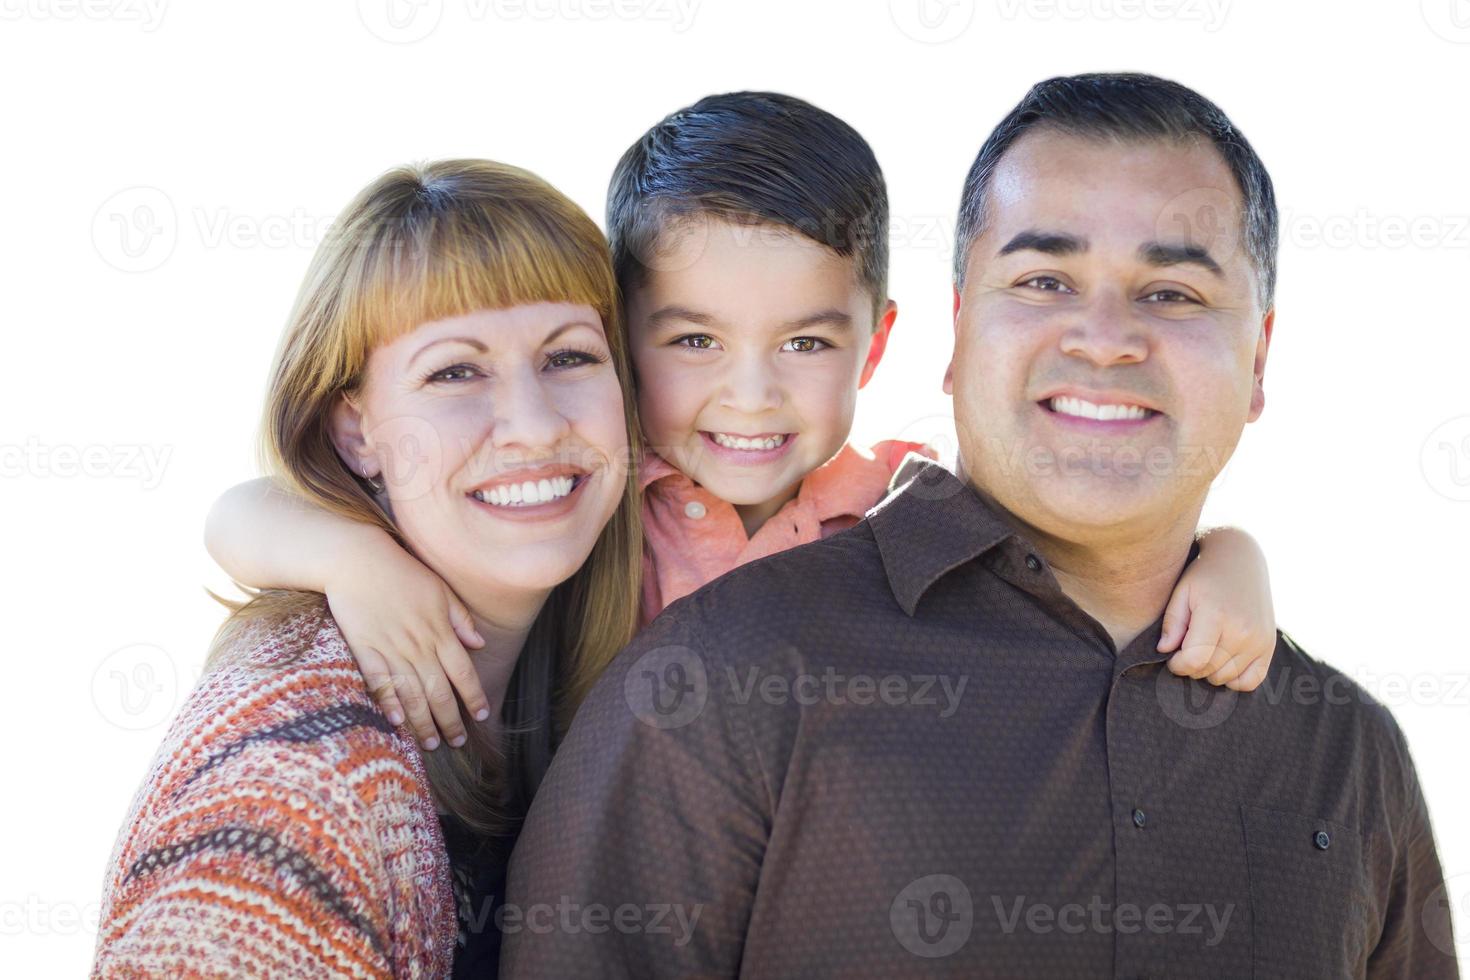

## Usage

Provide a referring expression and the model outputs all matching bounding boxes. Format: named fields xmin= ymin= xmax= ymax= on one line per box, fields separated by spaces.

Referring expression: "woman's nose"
xmin=491 ymin=372 xmax=573 ymax=451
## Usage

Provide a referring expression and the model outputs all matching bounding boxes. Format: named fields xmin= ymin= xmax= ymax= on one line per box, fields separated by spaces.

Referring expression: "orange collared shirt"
xmin=638 ymin=439 xmax=936 ymax=627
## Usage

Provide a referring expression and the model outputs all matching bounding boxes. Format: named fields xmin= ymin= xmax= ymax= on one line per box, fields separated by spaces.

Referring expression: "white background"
xmin=2 ymin=0 xmax=1468 ymax=973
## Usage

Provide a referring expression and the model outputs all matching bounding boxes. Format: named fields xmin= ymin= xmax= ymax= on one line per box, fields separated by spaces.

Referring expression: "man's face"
xmin=946 ymin=129 xmax=1273 ymax=541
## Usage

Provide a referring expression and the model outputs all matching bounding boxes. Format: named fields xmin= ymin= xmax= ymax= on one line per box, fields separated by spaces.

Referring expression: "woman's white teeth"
xmin=1049 ymin=396 xmax=1151 ymax=421
xmin=712 ymin=432 xmax=787 ymax=451
xmin=473 ymin=476 xmax=576 ymax=507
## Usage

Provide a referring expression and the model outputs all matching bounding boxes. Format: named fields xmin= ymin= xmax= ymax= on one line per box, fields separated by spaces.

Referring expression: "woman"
xmin=92 ymin=160 xmax=643 ymax=978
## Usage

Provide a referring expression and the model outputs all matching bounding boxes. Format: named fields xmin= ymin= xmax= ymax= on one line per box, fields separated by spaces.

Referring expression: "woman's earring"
xmin=361 ymin=464 xmax=385 ymax=495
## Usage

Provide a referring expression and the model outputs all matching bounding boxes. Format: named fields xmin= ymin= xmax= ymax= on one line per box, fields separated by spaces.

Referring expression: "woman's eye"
xmin=675 ymin=334 xmax=717 ymax=351
xmin=547 ymin=349 xmax=605 ymax=370
xmin=1141 ymin=289 xmax=1198 ymax=304
xmin=427 ymin=364 xmax=478 ymax=383
xmin=1019 ymin=275 xmax=1073 ymax=293
xmin=782 ymin=337 xmax=830 ymax=353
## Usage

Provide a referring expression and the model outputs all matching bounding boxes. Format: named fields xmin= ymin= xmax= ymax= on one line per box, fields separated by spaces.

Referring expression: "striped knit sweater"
xmin=93 ymin=599 xmax=457 ymax=979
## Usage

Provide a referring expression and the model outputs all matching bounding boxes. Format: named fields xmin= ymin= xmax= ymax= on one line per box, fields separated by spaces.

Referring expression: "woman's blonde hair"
xmin=210 ymin=159 xmax=643 ymax=835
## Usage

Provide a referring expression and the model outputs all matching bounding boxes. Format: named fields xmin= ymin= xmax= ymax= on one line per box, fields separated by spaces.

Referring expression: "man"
xmin=501 ymin=73 xmax=1458 ymax=978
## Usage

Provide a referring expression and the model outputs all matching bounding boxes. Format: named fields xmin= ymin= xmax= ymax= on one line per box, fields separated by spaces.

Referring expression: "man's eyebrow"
xmin=997 ymin=230 xmax=1090 ymax=258
xmin=1138 ymin=241 xmax=1224 ymax=277
xmin=407 ymin=336 xmax=487 ymax=370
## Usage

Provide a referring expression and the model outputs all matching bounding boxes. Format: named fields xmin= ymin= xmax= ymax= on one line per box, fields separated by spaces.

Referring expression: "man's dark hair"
xmin=607 ymin=91 xmax=889 ymax=319
xmin=953 ymin=72 xmax=1279 ymax=306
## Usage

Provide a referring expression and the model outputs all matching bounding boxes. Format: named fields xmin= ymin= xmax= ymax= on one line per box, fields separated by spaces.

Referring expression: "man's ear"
xmin=858 ymin=299 xmax=898 ymax=389
xmin=942 ymin=285 xmax=962 ymax=396
xmin=328 ymin=391 xmax=379 ymax=480
xmin=1247 ymin=308 xmax=1274 ymax=423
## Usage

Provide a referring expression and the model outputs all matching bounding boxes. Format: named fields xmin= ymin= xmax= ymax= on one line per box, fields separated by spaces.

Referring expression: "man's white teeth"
xmin=1049 ymin=396 xmax=1151 ymax=421
xmin=473 ymin=475 xmax=576 ymax=507
xmin=712 ymin=433 xmax=787 ymax=451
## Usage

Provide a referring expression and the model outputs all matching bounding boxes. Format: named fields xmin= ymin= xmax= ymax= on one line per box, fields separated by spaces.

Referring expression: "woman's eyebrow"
xmin=544 ymin=319 xmax=605 ymax=344
xmin=407 ymin=336 xmax=488 ymax=371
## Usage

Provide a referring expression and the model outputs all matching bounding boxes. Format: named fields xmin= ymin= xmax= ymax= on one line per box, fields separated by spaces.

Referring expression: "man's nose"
xmin=1059 ymin=292 xmax=1149 ymax=367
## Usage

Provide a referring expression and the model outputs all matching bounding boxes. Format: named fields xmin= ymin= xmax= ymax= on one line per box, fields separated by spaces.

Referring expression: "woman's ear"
xmin=328 ymin=391 xmax=380 ymax=480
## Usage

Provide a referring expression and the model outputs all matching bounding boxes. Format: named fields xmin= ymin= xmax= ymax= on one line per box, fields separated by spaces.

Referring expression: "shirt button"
xmin=1132 ymin=808 xmax=1147 ymax=829
xmin=684 ymin=501 xmax=706 ymax=520
xmin=1025 ymin=554 xmax=1042 ymax=572
xmin=1314 ymin=830 xmax=1331 ymax=850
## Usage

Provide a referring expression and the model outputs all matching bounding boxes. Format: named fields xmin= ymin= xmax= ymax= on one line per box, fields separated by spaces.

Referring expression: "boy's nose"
xmin=718 ymin=357 xmax=783 ymax=414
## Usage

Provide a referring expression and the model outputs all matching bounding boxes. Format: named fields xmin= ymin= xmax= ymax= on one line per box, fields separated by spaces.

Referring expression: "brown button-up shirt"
xmin=503 ymin=458 xmax=1458 ymax=979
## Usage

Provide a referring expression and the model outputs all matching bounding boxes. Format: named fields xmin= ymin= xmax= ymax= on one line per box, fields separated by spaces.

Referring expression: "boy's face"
xmin=626 ymin=216 xmax=893 ymax=512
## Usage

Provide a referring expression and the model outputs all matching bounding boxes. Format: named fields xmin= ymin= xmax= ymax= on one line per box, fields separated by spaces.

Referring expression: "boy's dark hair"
xmin=953 ymin=72 xmax=1278 ymax=307
xmin=607 ymin=91 xmax=889 ymax=319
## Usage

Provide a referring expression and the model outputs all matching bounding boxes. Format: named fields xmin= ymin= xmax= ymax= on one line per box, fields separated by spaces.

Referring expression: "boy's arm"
xmin=1160 ymin=526 xmax=1277 ymax=691
xmin=502 ymin=604 xmax=769 ymax=978
xmin=204 ymin=477 xmax=490 ymax=747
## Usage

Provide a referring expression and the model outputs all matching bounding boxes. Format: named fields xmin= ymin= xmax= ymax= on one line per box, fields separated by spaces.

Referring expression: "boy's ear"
xmin=858 ymin=299 xmax=898 ymax=389
xmin=328 ymin=391 xmax=380 ymax=480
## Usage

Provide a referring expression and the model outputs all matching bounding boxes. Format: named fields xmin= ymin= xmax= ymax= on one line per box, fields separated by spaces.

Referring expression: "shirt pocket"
xmin=1241 ymin=804 xmax=1373 ymax=979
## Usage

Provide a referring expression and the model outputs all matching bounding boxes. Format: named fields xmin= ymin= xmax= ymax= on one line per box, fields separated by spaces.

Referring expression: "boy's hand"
xmin=1158 ymin=527 xmax=1276 ymax=692
xmin=326 ymin=539 xmax=489 ymax=749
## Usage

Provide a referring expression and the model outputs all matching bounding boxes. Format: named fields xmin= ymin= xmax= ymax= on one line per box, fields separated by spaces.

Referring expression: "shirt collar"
xmin=868 ymin=455 xmax=1018 ymax=617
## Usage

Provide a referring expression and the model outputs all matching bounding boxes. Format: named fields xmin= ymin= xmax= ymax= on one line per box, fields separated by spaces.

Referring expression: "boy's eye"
xmin=674 ymin=334 xmax=718 ymax=351
xmin=1018 ymin=275 xmax=1075 ymax=294
xmin=782 ymin=337 xmax=830 ymax=353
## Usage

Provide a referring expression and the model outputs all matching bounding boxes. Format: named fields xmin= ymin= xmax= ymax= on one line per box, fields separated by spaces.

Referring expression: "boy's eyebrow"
xmin=646 ymin=305 xmax=716 ymax=328
xmin=786 ymin=309 xmax=853 ymax=332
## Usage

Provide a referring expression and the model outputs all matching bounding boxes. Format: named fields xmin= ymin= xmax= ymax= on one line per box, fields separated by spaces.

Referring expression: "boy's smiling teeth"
xmin=472 ymin=475 xmax=577 ymax=507
xmin=710 ymin=432 xmax=788 ymax=451
xmin=1047 ymin=396 xmax=1154 ymax=422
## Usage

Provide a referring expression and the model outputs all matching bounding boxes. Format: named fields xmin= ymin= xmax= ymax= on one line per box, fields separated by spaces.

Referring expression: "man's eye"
xmin=1141 ymin=289 xmax=1198 ymax=304
xmin=1019 ymin=275 xmax=1073 ymax=293
xmin=782 ymin=337 xmax=830 ymax=353
xmin=675 ymin=334 xmax=717 ymax=351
